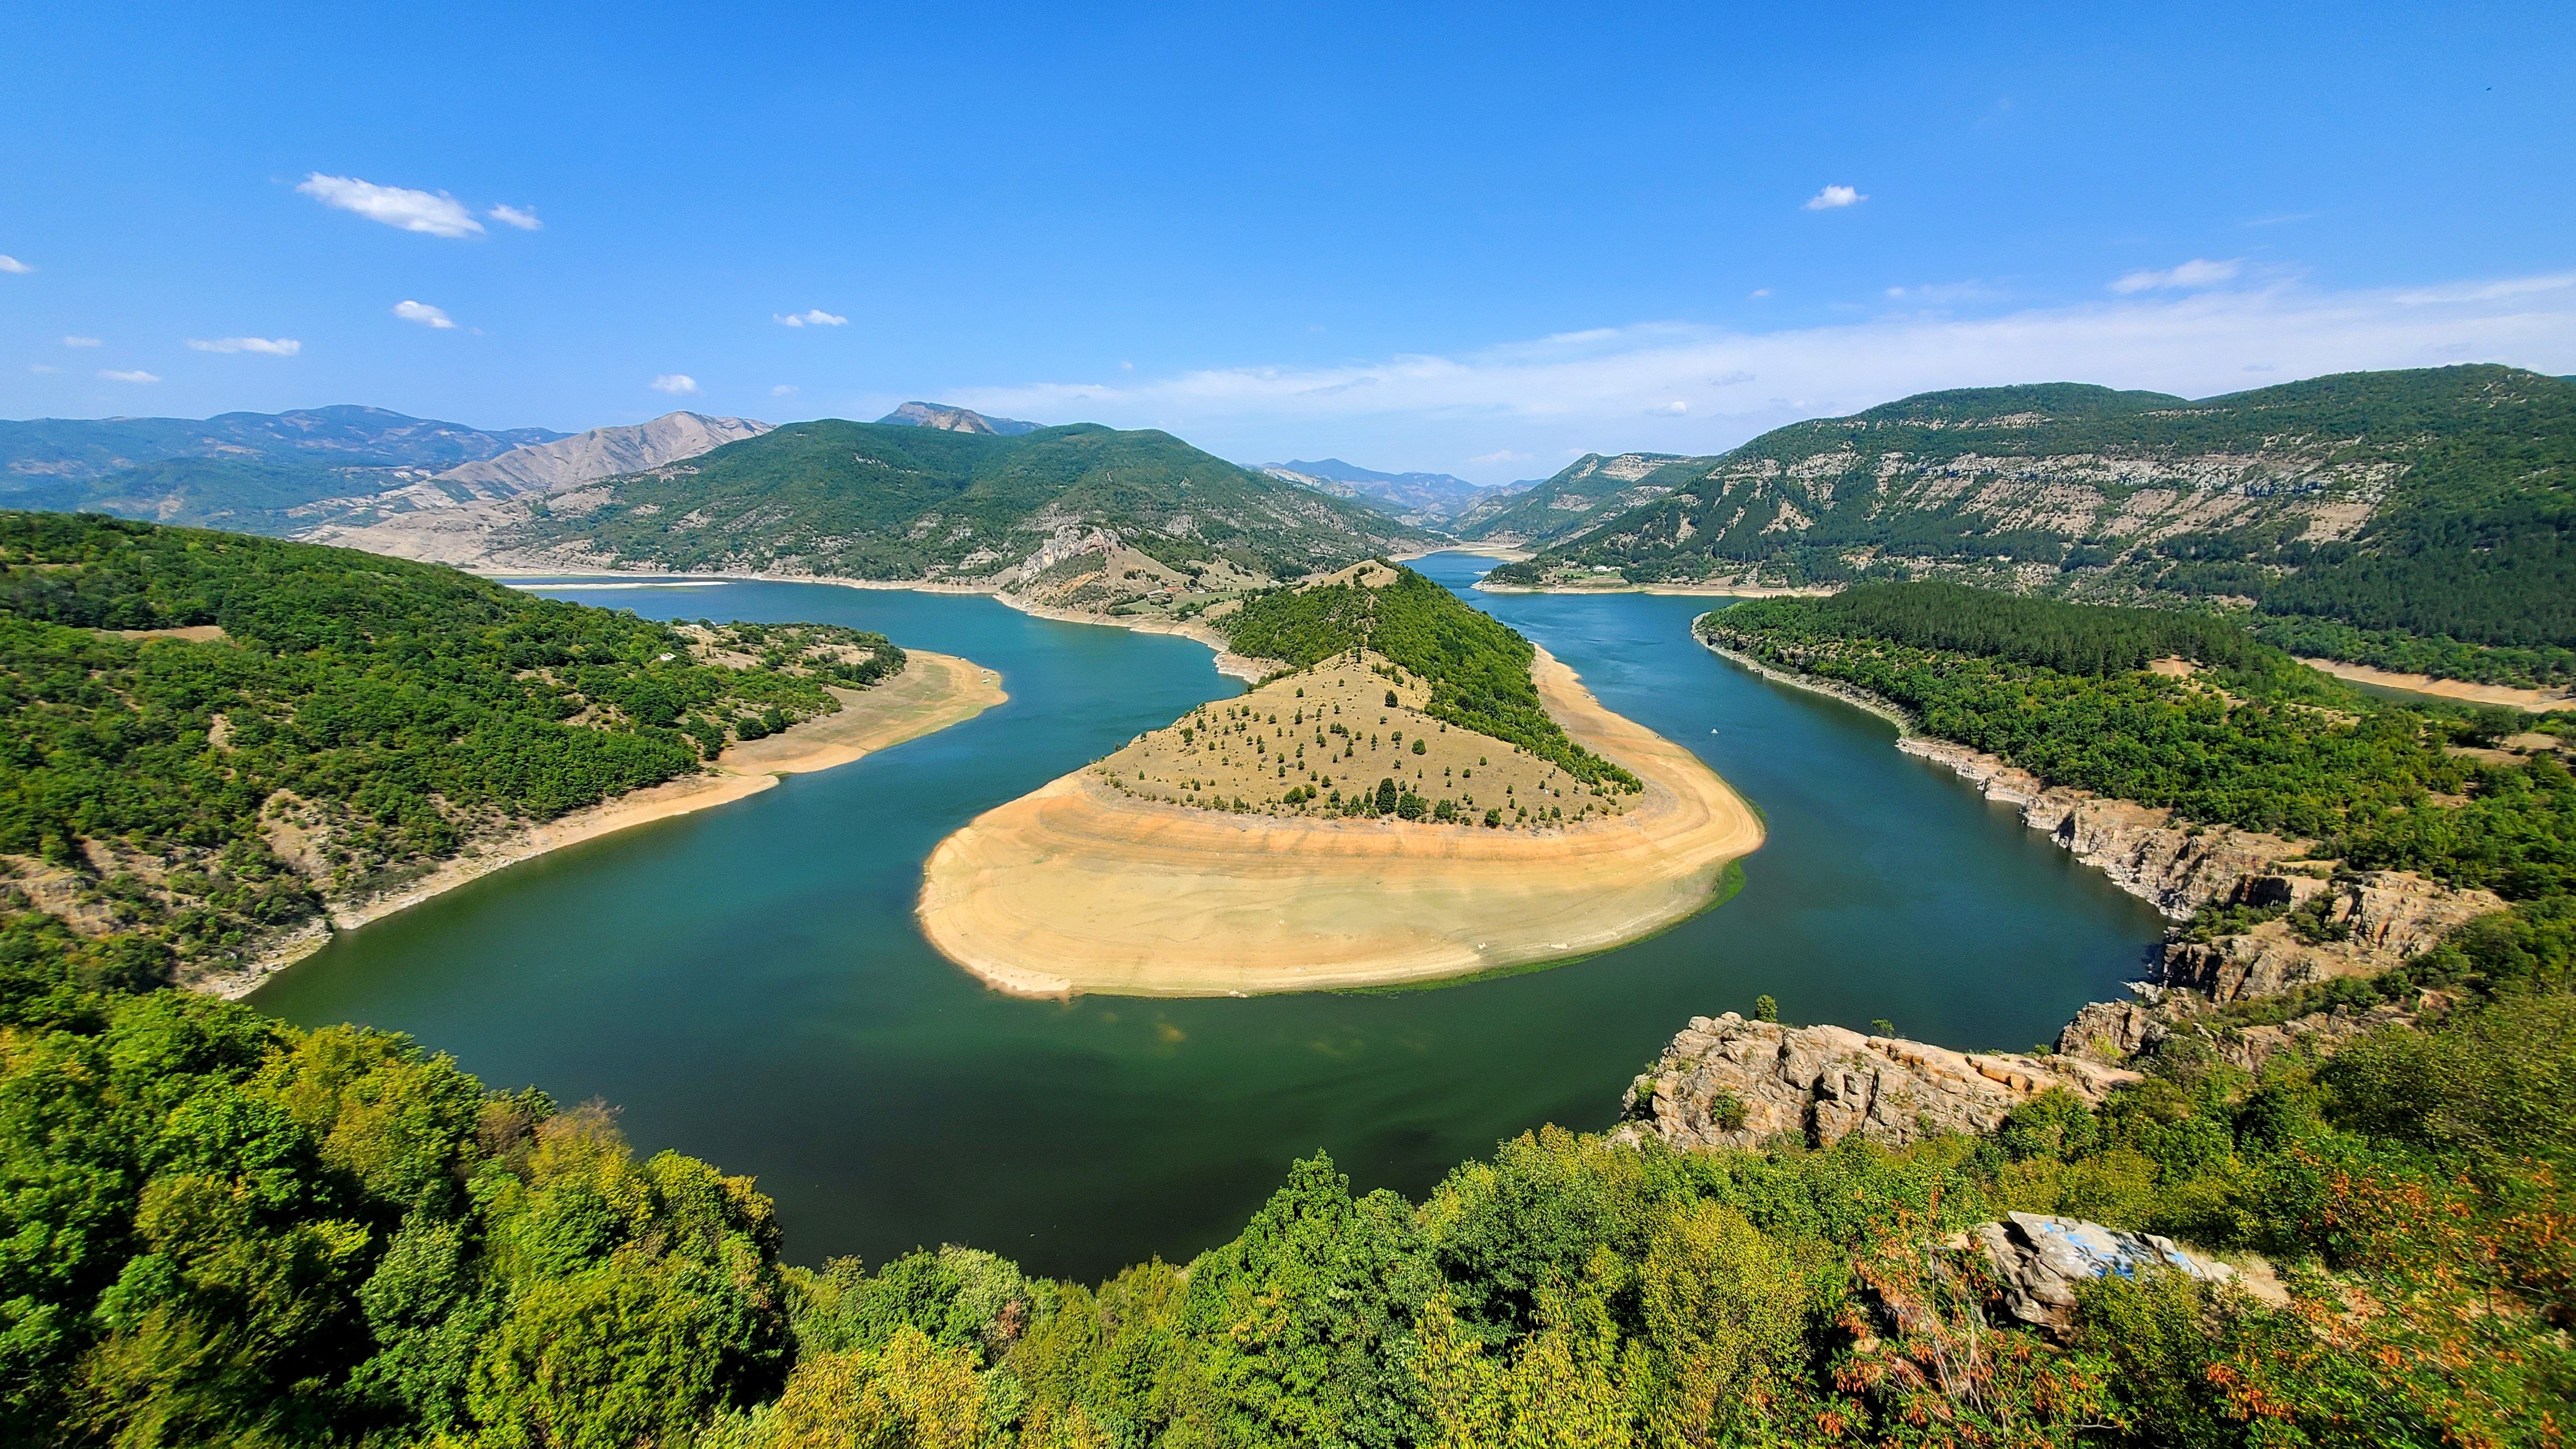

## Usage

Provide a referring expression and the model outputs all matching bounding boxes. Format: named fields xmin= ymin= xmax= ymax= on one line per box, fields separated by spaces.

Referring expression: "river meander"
xmin=253 ymin=551 xmax=2165 ymax=1280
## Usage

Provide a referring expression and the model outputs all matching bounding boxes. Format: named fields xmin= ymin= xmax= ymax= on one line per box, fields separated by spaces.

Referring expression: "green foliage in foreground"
xmin=0 ymin=512 xmax=899 ymax=977
xmin=1219 ymin=566 xmax=1640 ymax=789
xmin=1708 ymin=584 xmax=2576 ymax=899
xmin=6 ymin=932 xmax=2572 ymax=1446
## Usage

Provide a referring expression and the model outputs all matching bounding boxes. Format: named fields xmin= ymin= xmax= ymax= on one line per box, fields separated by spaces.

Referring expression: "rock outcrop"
xmin=2157 ymin=870 xmax=2503 ymax=1002
xmin=1968 ymin=1213 xmax=2246 ymax=1332
xmin=1615 ymin=1014 xmax=2139 ymax=1153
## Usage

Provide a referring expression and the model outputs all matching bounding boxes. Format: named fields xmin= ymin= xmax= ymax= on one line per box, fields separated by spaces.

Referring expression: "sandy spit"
xmin=203 ymin=651 xmax=1005 ymax=1000
xmin=915 ymin=647 xmax=1764 ymax=998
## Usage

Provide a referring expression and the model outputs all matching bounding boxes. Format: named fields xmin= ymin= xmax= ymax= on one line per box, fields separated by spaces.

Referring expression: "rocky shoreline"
xmin=1623 ymin=639 xmax=2509 ymax=1157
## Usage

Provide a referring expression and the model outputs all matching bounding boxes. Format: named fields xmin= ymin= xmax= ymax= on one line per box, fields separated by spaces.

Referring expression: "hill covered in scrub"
xmin=1218 ymin=562 xmax=1639 ymax=790
xmin=1489 ymin=366 xmax=2576 ymax=686
xmin=451 ymin=420 xmax=1433 ymax=610
xmin=0 ymin=512 xmax=902 ymax=988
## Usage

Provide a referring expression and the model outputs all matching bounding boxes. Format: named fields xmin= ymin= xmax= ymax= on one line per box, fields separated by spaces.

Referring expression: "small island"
xmin=918 ymin=562 xmax=1762 ymax=996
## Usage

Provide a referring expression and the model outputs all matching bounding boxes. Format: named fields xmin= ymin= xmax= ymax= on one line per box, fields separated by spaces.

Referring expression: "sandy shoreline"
xmin=2293 ymin=656 xmax=2574 ymax=712
xmin=915 ymin=647 xmax=1764 ymax=998
xmin=204 ymin=651 xmax=1005 ymax=1000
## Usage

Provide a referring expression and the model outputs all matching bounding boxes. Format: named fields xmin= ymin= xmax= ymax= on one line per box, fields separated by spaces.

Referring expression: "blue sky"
xmin=4 ymin=1 xmax=2572 ymax=480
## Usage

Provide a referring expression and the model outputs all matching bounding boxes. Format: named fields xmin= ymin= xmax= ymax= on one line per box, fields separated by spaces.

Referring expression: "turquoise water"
xmin=253 ymin=553 xmax=2165 ymax=1280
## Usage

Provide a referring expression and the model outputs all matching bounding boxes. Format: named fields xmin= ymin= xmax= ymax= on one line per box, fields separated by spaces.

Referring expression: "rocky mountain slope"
xmin=876 ymin=401 xmax=1043 ymax=435
xmin=434 ymin=411 xmax=770 ymax=493
xmin=1261 ymin=458 xmax=1504 ymax=528
xmin=1490 ymin=367 xmax=2576 ymax=682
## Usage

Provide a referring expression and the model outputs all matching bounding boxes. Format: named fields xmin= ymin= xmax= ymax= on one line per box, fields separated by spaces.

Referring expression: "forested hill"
xmin=1219 ymin=563 xmax=1638 ymax=788
xmin=0 ymin=512 xmax=902 ymax=990
xmin=1489 ymin=366 xmax=2576 ymax=686
xmin=485 ymin=420 xmax=1433 ymax=600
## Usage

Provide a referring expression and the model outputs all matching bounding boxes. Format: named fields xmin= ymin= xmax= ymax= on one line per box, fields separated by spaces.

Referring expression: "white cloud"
xmin=1803 ymin=184 xmax=1867 ymax=211
xmin=187 ymin=337 xmax=301 ymax=356
xmin=1748 ymin=288 xmax=1772 ymax=299
xmin=1653 ymin=400 xmax=1690 ymax=415
xmin=297 ymin=173 xmax=484 ymax=238
xmin=650 ymin=374 xmax=700 ymax=395
xmin=1884 ymin=280 xmax=2001 ymax=306
xmin=486 ymin=203 xmax=542 ymax=231
xmin=100 ymin=369 xmax=160 ymax=383
xmin=2110 ymin=258 xmax=2242 ymax=294
xmin=392 ymin=300 xmax=456 ymax=329
xmin=1466 ymin=449 xmax=1530 ymax=465
xmin=774 ymin=309 xmax=847 ymax=328
xmin=0 ymin=255 xmax=30 ymax=274
xmin=770 ymin=384 xmax=799 ymax=397
xmin=28 ymin=364 xmax=58 ymax=373
xmin=62 ymin=335 xmax=100 ymax=347
xmin=937 ymin=271 xmax=2576 ymax=465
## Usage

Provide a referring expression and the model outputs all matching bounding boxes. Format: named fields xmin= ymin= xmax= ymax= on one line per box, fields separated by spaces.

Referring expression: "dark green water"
xmin=254 ymin=553 xmax=2165 ymax=1281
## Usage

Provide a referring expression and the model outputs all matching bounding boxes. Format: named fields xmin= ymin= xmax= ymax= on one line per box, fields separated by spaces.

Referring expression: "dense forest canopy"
xmin=0 ymin=512 xmax=899 ymax=983
xmin=1220 ymin=566 xmax=1640 ymax=789
xmin=1490 ymin=366 xmax=2576 ymax=686
xmin=493 ymin=420 xmax=1431 ymax=588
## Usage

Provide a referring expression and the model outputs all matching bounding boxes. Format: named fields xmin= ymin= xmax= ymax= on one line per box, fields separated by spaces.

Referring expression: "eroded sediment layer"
xmin=916 ymin=648 xmax=1763 ymax=997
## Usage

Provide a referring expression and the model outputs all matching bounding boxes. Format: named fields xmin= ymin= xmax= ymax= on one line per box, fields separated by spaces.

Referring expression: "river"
xmin=253 ymin=551 xmax=2166 ymax=1281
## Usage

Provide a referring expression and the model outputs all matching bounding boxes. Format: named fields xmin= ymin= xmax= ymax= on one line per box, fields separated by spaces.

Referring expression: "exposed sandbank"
xmin=916 ymin=647 xmax=1764 ymax=998
xmin=2293 ymin=656 xmax=2574 ymax=712
xmin=215 ymin=650 xmax=1004 ymax=999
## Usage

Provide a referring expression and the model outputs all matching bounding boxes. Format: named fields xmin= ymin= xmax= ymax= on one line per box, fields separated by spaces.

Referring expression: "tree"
xmin=1375 ymin=778 xmax=1399 ymax=815
xmin=1753 ymin=995 xmax=1779 ymax=1023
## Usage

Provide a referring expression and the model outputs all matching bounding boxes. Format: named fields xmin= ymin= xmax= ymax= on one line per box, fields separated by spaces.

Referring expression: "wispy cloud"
xmin=392 ymin=300 xmax=456 ymax=329
xmin=1747 ymin=288 xmax=1772 ymax=299
xmin=650 ymin=374 xmax=700 ymax=395
xmin=62 ymin=335 xmax=100 ymax=348
xmin=774 ymin=309 xmax=847 ymax=328
xmin=1884 ymin=280 xmax=1999 ymax=305
xmin=99 ymin=369 xmax=160 ymax=384
xmin=1803 ymin=184 xmax=1867 ymax=211
xmin=770 ymin=384 xmax=799 ymax=397
xmin=939 ymin=271 xmax=2576 ymax=464
xmin=28 ymin=364 xmax=58 ymax=374
xmin=298 ymin=174 xmax=484 ymax=238
xmin=0 ymin=255 xmax=31 ymax=274
xmin=2110 ymin=257 xmax=2242 ymax=293
xmin=187 ymin=337 xmax=301 ymax=356
xmin=486 ymin=203 xmax=542 ymax=231
xmin=1467 ymin=449 xmax=1530 ymax=465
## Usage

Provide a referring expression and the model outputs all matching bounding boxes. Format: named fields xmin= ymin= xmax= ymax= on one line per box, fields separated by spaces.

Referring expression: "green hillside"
xmin=496 ymin=420 xmax=1432 ymax=589
xmin=1490 ymin=367 xmax=2576 ymax=684
xmin=1450 ymin=452 xmax=1706 ymax=545
xmin=0 ymin=405 xmax=561 ymax=485
xmin=1219 ymin=565 xmax=1640 ymax=788
xmin=7 ymin=457 xmax=410 ymax=536
xmin=0 ymin=512 xmax=901 ymax=985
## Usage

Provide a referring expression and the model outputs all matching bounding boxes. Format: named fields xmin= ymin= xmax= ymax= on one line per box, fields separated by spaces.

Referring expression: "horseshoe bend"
xmin=917 ymin=564 xmax=1764 ymax=996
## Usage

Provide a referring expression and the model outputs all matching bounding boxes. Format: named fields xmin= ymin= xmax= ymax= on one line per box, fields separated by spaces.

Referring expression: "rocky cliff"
xmin=1613 ymin=1014 xmax=2139 ymax=1153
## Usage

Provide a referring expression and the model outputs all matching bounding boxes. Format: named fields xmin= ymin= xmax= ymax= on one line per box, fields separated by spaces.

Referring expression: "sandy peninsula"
xmin=2293 ymin=656 xmax=2574 ymax=713
xmin=211 ymin=650 xmax=1004 ymax=998
xmin=917 ymin=647 xmax=1761 ymax=997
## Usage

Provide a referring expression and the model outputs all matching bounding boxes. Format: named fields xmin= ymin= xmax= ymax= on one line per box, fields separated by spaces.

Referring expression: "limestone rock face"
xmin=2159 ymin=870 xmax=2504 ymax=1001
xmin=1895 ymin=738 xmax=2298 ymax=918
xmin=1971 ymin=1213 xmax=2241 ymax=1332
xmin=1615 ymin=1014 xmax=2139 ymax=1153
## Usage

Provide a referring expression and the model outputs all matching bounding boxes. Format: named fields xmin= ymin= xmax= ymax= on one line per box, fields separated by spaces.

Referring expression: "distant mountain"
xmin=876 ymin=401 xmax=1043 ymax=435
xmin=1487 ymin=366 xmax=2576 ymax=681
xmin=336 ymin=420 xmax=1436 ymax=611
xmin=0 ymin=405 xmax=564 ymax=485
xmin=1450 ymin=454 xmax=1699 ymax=545
xmin=1259 ymin=458 xmax=1504 ymax=528
xmin=434 ymin=413 xmax=771 ymax=494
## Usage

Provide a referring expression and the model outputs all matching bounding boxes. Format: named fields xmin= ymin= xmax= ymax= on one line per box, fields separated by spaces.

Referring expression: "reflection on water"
xmin=255 ymin=555 xmax=2163 ymax=1280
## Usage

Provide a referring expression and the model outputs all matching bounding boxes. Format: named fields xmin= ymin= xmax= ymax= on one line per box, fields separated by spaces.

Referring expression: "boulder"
xmin=1969 ymin=1213 xmax=2239 ymax=1331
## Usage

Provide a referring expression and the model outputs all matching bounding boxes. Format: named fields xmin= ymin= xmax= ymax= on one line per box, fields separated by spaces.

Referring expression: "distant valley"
xmin=1258 ymin=457 xmax=1513 ymax=529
